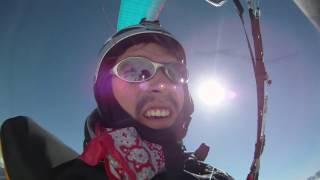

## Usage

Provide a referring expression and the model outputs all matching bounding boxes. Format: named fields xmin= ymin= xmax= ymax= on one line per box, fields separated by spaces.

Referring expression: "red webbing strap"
xmin=246 ymin=7 xmax=268 ymax=180
xmin=232 ymin=1 xmax=269 ymax=180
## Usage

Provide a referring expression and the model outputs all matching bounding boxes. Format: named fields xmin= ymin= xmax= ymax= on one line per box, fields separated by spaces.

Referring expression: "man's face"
xmin=112 ymin=42 xmax=185 ymax=129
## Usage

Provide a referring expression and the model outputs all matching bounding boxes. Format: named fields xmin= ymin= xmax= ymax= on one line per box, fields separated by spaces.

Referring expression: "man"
xmin=0 ymin=18 xmax=233 ymax=180
xmin=53 ymin=19 xmax=234 ymax=179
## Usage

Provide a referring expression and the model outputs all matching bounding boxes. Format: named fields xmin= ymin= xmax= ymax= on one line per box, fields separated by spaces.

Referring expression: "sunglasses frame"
xmin=110 ymin=56 xmax=188 ymax=84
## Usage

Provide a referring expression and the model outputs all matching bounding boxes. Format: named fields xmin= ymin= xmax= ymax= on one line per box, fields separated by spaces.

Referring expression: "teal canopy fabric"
xmin=117 ymin=0 xmax=167 ymax=31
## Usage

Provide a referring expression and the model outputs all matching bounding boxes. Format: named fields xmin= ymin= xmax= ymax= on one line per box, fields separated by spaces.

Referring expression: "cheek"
xmin=112 ymin=78 xmax=138 ymax=117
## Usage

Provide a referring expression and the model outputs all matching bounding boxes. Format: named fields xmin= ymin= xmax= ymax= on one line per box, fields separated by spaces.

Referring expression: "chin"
xmin=136 ymin=114 xmax=176 ymax=130
xmin=142 ymin=120 xmax=175 ymax=130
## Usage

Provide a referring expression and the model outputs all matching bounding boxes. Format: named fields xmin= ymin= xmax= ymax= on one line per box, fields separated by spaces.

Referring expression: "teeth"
xmin=145 ymin=109 xmax=170 ymax=118
xmin=156 ymin=109 xmax=160 ymax=116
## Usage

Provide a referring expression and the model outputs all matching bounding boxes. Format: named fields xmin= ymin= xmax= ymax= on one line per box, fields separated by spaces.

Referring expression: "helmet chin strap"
xmin=84 ymin=104 xmax=192 ymax=145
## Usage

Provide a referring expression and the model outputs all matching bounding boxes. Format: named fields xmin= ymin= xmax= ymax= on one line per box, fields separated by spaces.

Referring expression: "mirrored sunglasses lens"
xmin=166 ymin=64 xmax=188 ymax=83
xmin=117 ymin=58 xmax=155 ymax=82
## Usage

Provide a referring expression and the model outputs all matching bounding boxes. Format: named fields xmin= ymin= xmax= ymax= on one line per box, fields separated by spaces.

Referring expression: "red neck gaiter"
xmin=79 ymin=126 xmax=165 ymax=180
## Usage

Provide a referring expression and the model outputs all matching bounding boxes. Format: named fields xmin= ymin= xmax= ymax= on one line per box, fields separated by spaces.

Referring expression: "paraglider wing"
xmin=117 ymin=0 xmax=167 ymax=30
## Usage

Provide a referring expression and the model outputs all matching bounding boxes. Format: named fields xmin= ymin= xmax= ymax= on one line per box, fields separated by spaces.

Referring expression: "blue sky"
xmin=1 ymin=0 xmax=320 ymax=179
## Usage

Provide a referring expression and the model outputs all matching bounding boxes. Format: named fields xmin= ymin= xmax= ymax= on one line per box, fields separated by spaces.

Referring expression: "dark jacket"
xmin=53 ymin=154 xmax=234 ymax=180
xmin=1 ymin=116 xmax=234 ymax=180
xmin=52 ymin=110 xmax=234 ymax=180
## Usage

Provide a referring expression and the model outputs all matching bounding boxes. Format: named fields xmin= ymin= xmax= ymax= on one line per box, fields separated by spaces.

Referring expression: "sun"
xmin=197 ymin=78 xmax=236 ymax=107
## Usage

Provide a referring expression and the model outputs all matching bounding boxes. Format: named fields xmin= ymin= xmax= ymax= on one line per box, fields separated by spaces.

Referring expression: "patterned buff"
xmin=80 ymin=127 xmax=165 ymax=180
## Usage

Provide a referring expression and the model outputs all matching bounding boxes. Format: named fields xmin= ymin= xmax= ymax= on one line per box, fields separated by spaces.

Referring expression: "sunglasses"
xmin=111 ymin=57 xmax=188 ymax=84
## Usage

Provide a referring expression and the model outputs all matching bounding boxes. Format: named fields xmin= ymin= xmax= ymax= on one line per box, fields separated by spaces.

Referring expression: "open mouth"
xmin=143 ymin=108 xmax=171 ymax=119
